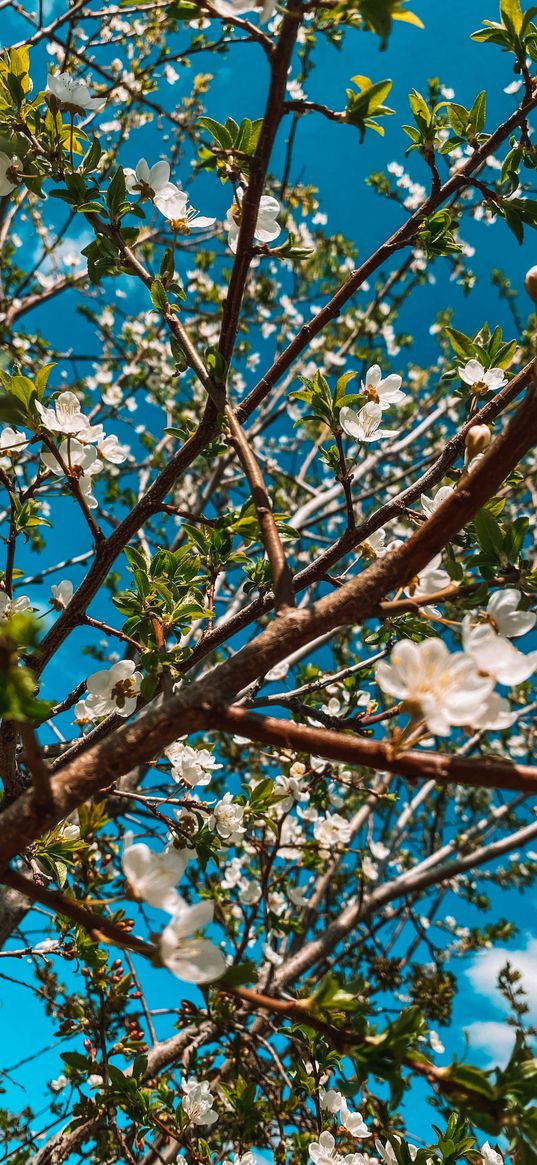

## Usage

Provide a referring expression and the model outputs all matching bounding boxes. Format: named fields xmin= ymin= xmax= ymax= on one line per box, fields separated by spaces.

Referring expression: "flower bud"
xmin=525 ymin=265 xmax=537 ymax=305
xmin=465 ymin=424 xmax=492 ymax=460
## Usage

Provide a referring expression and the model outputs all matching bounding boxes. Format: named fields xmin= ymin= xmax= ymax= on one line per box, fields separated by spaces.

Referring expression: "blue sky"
xmin=2 ymin=0 xmax=536 ymax=1151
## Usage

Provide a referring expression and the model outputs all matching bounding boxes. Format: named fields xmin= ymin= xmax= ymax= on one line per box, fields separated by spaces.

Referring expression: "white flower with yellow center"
xmin=376 ymin=637 xmax=493 ymax=736
xmin=226 ymin=188 xmax=281 ymax=253
xmin=458 ymin=359 xmax=507 ymax=395
xmin=340 ymin=401 xmax=399 ymax=443
xmin=46 ymin=71 xmax=104 ymax=115
xmin=154 ymin=184 xmax=215 ymax=232
xmin=77 ymin=659 xmax=142 ymax=720
xmin=124 ymin=158 xmax=175 ymax=201
xmin=362 ymin=363 xmax=406 ymax=409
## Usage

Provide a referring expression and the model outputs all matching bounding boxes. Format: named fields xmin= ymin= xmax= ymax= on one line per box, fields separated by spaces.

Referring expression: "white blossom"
xmin=210 ymin=792 xmax=246 ymax=843
xmin=49 ymin=1075 xmax=68 ymax=1093
xmin=121 ymin=832 xmax=188 ymax=912
xmin=420 ymin=485 xmax=455 ymax=517
xmin=309 ymin=1131 xmax=344 ymax=1165
xmin=97 ymin=434 xmax=129 ymax=464
xmin=77 ymin=660 xmax=142 ymax=720
xmin=50 ymin=580 xmax=73 ymax=610
xmin=314 ymin=812 xmax=352 ymax=853
xmin=484 ymin=588 xmax=536 ymax=638
xmin=462 ymin=618 xmax=537 ymax=686
xmin=36 ymin=392 xmax=90 ymax=436
xmin=165 ymin=740 xmax=222 ymax=787
xmin=458 ymin=359 xmax=507 ymax=394
xmin=154 ymin=183 xmax=215 ymax=232
xmin=340 ymin=402 xmax=399 ymax=443
xmin=0 ymin=426 xmax=29 ymax=463
xmin=41 ymin=438 xmax=101 ymax=484
xmin=226 ymin=189 xmax=281 ymax=253
xmin=46 ymin=71 xmax=104 ymax=115
xmin=480 ymin=1144 xmax=503 ymax=1165
xmin=320 ymin=1088 xmax=345 ymax=1114
xmin=405 ymin=553 xmax=451 ymax=598
xmin=0 ymin=152 xmax=21 ymax=196
xmin=160 ymin=899 xmax=226 ymax=983
xmin=362 ymin=363 xmax=406 ymax=409
xmin=181 ymin=1077 xmax=218 ymax=1126
xmin=339 ymin=1103 xmax=370 ymax=1138
xmin=124 ymin=158 xmax=175 ymax=199
xmin=429 ymin=1030 xmax=445 ymax=1054
xmin=376 ymin=638 xmax=494 ymax=736
xmin=0 ymin=591 xmax=31 ymax=620
xmin=213 ymin=1 xmax=276 ymax=23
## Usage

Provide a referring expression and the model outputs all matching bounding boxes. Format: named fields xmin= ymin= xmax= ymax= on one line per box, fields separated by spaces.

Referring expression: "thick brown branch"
xmin=203 ymin=705 xmax=537 ymax=795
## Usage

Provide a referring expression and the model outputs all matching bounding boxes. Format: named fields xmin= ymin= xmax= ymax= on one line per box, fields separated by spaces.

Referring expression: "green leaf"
xmin=198 ymin=116 xmax=234 ymax=150
xmin=150 ymin=278 xmax=169 ymax=313
xmin=500 ymin=0 xmax=524 ymax=35
xmin=474 ymin=508 xmax=504 ymax=560
xmin=218 ymin=961 xmax=258 ymax=988
xmin=106 ymin=166 xmax=126 ymax=216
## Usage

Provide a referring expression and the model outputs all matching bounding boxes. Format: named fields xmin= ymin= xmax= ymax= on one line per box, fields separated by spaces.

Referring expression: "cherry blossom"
xmin=165 ymin=740 xmax=222 ymax=786
xmin=320 ymin=1088 xmax=345 ymax=1114
xmin=121 ymin=833 xmax=188 ymax=912
xmin=404 ymin=553 xmax=451 ymax=598
xmin=420 ymin=484 xmax=455 ymax=517
xmin=78 ymin=659 xmax=142 ymax=719
xmin=339 ymin=1103 xmax=370 ymax=1137
xmin=41 ymin=438 xmax=101 ymax=477
xmin=376 ymin=1138 xmax=418 ymax=1165
xmin=480 ymin=1144 xmax=503 ymax=1165
xmin=50 ymin=580 xmax=73 ymax=610
xmin=46 ymin=71 xmax=104 ymax=115
xmin=97 ymin=434 xmax=129 ymax=464
xmin=226 ymin=189 xmax=281 ymax=253
xmin=124 ymin=158 xmax=175 ymax=200
xmin=209 ymin=793 xmax=246 ymax=843
xmin=309 ymin=1131 xmax=345 ymax=1165
xmin=49 ymin=1075 xmax=68 ymax=1093
xmin=160 ymin=899 xmax=226 ymax=983
xmin=339 ymin=401 xmax=399 ymax=443
xmin=314 ymin=812 xmax=353 ymax=853
xmin=0 ymin=592 xmax=31 ymax=619
xmin=458 ymin=359 xmax=507 ymax=394
xmin=0 ymin=152 xmax=21 ymax=196
xmin=484 ymin=588 xmax=536 ymax=638
xmin=309 ymin=1131 xmax=361 ymax=1165
xmin=154 ymin=184 xmax=215 ymax=232
xmin=465 ymin=423 xmax=491 ymax=461
xmin=362 ymin=363 xmax=406 ymax=409
xmin=182 ymin=1078 xmax=218 ymax=1126
xmin=36 ymin=391 xmax=90 ymax=436
xmin=462 ymin=618 xmax=537 ymax=686
xmin=376 ymin=638 xmax=494 ymax=736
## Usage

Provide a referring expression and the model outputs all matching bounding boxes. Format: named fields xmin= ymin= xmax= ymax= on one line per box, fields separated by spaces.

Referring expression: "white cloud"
xmin=464 ymin=1021 xmax=518 ymax=1067
xmin=466 ymin=938 xmax=537 ymax=1019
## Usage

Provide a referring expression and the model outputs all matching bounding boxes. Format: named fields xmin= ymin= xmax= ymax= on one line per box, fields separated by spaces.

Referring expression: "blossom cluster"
xmin=121 ymin=832 xmax=226 ymax=983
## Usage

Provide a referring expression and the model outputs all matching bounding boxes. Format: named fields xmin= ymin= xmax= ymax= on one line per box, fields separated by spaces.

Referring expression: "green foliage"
xmin=345 ymin=75 xmax=394 ymax=140
xmin=0 ymin=613 xmax=53 ymax=723
xmin=472 ymin=0 xmax=537 ymax=66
